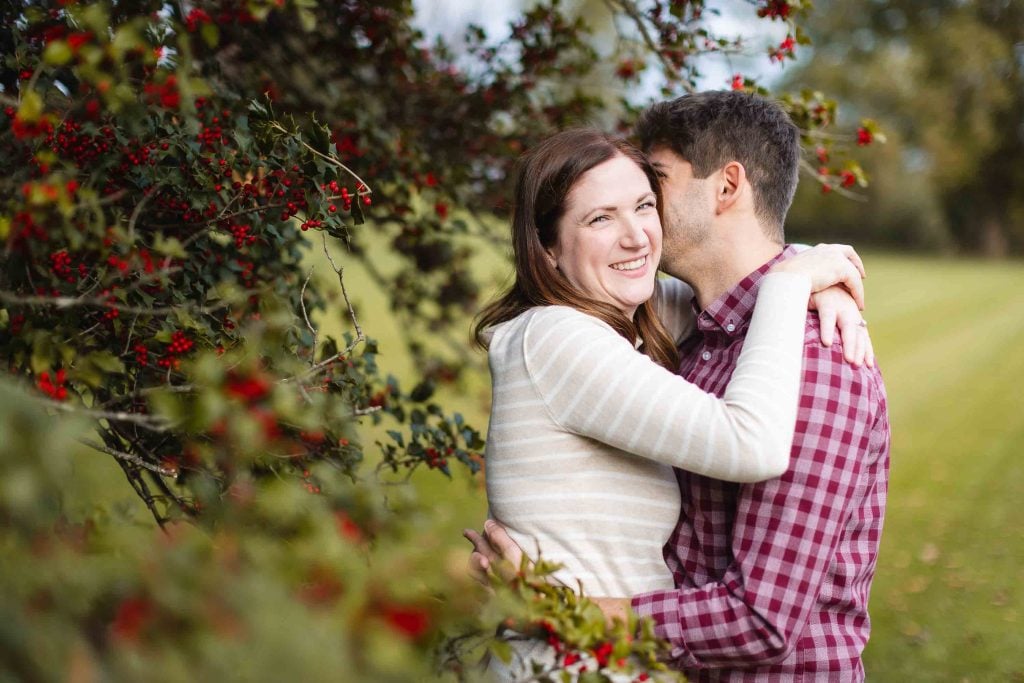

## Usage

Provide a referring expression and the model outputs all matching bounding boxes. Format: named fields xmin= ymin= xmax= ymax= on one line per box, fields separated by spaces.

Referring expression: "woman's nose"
xmin=619 ymin=216 xmax=649 ymax=248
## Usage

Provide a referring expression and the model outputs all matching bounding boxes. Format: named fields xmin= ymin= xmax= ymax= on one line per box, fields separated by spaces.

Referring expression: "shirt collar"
xmin=693 ymin=245 xmax=799 ymax=337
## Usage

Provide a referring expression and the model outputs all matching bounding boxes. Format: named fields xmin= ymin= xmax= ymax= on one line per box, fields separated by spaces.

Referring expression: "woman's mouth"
xmin=610 ymin=255 xmax=647 ymax=272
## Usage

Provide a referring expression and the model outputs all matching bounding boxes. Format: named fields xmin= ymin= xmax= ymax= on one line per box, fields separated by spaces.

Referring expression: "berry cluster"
xmin=42 ymin=118 xmax=112 ymax=169
xmin=184 ymin=8 xmax=212 ymax=32
xmin=157 ymin=331 xmax=194 ymax=369
xmin=225 ymin=372 xmax=271 ymax=402
xmin=143 ymin=74 xmax=180 ymax=109
xmin=49 ymin=250 xmax=87 ymax=282
xmin=423 ymin=447 xmax=449 ymax=470
xmin=757 ymin=0 xmax=792 ymax=19
xmin=37 ymin=369 xmax=68 ymax=401
xmin=134 ymin=343 xmax=149 ymax=366
xmin=770 ymin=35 xmax=796 ymax=62
xmin=229 ymin=223 xmax=257 ymax=248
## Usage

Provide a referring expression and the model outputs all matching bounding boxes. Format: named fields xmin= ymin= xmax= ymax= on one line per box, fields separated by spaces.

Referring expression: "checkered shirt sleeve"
xmin=631 ymin=337 xmax=888 ymax=670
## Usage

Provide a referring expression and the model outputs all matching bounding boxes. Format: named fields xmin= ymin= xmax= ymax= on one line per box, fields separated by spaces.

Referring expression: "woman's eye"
xmin=588 ymin=214 xmax=610 ymax=225
xmin=637 ymin=201 xmax=656 ymax=211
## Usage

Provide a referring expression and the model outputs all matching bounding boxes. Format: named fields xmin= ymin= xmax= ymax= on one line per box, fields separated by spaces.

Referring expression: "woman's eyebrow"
xmin=578 ymin=204 xmax=620 ymax=221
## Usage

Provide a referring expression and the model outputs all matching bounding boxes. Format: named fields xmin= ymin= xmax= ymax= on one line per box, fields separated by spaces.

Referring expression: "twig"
xmin=321 ymin=232 xmax=363 ymax=348
xmin=80 ymin=438 xmax=178 ymax=476
xmin=353 ymin=405 xmax=383 ymax=416
xmin=114 ymin=458 xmax=168 ymax=529
xmin=798 ymin=158 xmax=868 ymax=201
xmin=603 ymin=0 xmax=696 ymax=93
xmin=177 ymin=202 xmax=290 ymax=250
xmin=43 ymin=398 xmax=177 ymax=432
xmin=0 ymin=290 xmax=237 ymax=316
xmin=299 ymin=266 xmax=318 ymax=364
xmin=123 ymin=314 xmax=140 ymax=354
xmin=280 ymin=238 xmax=367 ymax=384
xmin=126 ymin=188 xmax=155 ymax=243
xmin=268 ymin=121 xmax=373 ymax=195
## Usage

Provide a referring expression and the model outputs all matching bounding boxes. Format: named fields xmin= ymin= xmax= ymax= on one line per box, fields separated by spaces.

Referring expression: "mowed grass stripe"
xmin=864 ymin=257 xmax=1024 ymax=681
xmin=863 ymin=255 xmax=1024 ymax=352
xmin=882 ymin=294 xmax=1024 ymax=435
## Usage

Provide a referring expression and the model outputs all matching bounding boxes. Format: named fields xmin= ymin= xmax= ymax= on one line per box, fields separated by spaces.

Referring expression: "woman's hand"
xmin=770 ymin=243 xmax=866 ymax=309
xmin=810 ymin=285 xmax=875 ymax=367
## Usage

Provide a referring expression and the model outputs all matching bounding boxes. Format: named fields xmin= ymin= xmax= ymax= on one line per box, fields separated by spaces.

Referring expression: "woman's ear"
xmin=715 ymin=161 xmax=746 ymax=215
xmin=544 ymin=245 xmax=560 ymax=270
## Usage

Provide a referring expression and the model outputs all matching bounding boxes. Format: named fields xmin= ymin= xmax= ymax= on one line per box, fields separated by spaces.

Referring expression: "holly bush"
xmin=0 ymin=1 xmax=876 ymax=680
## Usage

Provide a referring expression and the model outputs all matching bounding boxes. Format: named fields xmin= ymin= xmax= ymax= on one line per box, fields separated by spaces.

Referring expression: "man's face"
xmin=648 ymin=147 xmax=715 ymax=263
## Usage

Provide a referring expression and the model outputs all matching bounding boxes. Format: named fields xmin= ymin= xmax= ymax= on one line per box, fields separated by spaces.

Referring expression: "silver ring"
xmin=858 ymin=319 xmax=868 ymax=328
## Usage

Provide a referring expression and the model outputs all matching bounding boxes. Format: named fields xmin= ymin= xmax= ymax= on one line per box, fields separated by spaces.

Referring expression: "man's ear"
xmin=714 ymin=161 xmax=746 ymax=215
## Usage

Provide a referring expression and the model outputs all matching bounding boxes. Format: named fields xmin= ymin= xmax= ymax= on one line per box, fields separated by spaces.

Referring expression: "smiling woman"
xmin=474 ymin=129 xmax=681 ymax=370
xmin=470 ymin=128 xmax=867 ymax=681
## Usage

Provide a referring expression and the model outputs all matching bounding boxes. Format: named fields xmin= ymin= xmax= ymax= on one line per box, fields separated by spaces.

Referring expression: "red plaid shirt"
xmin=632 ymin=248 xmax=891 ymax=681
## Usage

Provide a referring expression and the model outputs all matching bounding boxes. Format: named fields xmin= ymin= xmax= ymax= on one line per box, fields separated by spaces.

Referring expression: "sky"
xmin=411 ymin=0 xmax=795 ymax=97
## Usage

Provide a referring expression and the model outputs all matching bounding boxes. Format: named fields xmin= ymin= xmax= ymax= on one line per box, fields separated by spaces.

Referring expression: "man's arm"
xmin=631 ymin=338 xmax=887 ymax=669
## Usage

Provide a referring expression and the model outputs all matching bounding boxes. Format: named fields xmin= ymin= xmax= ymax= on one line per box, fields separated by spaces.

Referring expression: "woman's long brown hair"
xmin=474 ymin=128 xmax=679 ymax=371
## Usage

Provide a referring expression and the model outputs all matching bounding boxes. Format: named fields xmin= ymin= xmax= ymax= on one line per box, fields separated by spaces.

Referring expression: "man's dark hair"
xmin=636 ymin=90 xmax=800 ymax=243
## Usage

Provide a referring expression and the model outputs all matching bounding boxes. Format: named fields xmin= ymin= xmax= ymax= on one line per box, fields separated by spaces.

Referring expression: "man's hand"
xmin=463 ymin=519 xmax=526 ymax=587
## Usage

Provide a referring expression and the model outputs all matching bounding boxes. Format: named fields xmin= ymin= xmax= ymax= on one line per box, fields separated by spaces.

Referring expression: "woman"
xmin=472 ymin=129 xmax=866 ymax=679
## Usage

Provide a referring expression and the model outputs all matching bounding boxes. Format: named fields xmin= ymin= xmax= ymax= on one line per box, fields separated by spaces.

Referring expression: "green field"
xmin=855 ymin=255 xmax=1024 ymax=681
xmin=66 ymin=252 xmax=1024 ymax=680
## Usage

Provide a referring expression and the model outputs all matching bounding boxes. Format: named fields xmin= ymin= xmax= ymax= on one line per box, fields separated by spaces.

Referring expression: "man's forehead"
xmin=647 ymin=147 xmax=690 ymax=173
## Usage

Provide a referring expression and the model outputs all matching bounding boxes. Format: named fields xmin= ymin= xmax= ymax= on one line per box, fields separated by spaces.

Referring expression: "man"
xmin=468 ymin=90 xmax=890 ymax=680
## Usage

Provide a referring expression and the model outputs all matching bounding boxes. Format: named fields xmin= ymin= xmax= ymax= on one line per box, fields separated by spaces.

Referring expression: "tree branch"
xmin=299 ymin=266 xmax=318 ymax=365
xmin=42 ymin=397 xmax=177 ymax=432
xmin=798 ymin=158 xmax=868 ymax=201
xmin=603 ymin=0 xmax=696 ymax=93
xmin=80 ymin=438 xmax=178 ymax=476
xmin=0 ymin=289 xmax=243 ymax=317
xmin=321 ymin=232 xmax=363 ymax=352
xmin=268 ymin=121 xmax=373 ymax=195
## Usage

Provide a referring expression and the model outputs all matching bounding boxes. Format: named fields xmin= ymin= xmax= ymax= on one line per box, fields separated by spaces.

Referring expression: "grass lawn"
xmin=857 ymin=254 xmax=1024 ymax=681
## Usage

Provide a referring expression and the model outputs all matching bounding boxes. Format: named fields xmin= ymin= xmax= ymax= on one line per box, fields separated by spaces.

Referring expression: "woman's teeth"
xmin=610 ymin=256 xmax=646 ymax=271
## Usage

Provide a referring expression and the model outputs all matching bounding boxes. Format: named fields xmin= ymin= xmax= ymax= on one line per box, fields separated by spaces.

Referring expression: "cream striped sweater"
xmin=483 ymin=272 xmax=812 ymax=597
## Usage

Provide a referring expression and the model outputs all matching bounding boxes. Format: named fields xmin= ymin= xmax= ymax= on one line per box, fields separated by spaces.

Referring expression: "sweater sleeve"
xmin=653 ymin=276 xmax=696 ymax=345
xmin=521 ymin=272 xmax=811 ymax=483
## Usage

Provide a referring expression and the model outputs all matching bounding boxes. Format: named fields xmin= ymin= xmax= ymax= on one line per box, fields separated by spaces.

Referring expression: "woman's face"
xmin=545 ymin=154 xmax=662 ymax=318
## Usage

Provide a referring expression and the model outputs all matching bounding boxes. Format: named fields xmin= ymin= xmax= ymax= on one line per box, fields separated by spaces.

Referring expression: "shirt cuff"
xmin=631 ymin=590 xmax=689 ymax=662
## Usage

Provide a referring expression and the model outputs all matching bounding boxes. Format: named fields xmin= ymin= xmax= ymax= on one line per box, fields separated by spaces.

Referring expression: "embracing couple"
xmin=465 ymin=90 xmax=890 ymax=681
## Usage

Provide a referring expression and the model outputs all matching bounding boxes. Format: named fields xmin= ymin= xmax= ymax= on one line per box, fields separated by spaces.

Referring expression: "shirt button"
xmin=725 ymin=323 xmax=736 ymax=333
xmin=701 ymin=351 xmax=712 ymax=361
